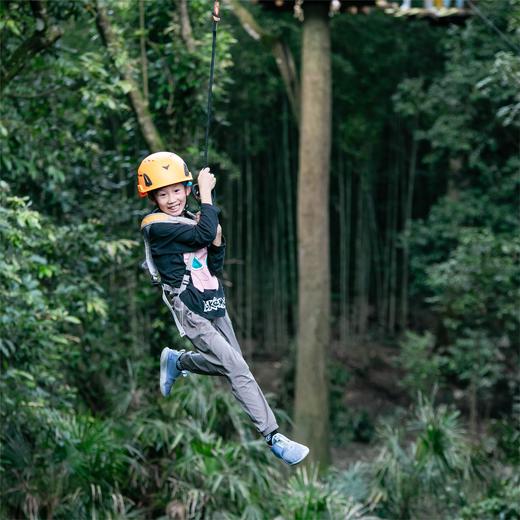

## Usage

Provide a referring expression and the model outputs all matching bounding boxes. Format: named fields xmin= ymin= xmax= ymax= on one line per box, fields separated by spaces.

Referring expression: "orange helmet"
xmin=137 ymin=151 xmax=193 ymax=198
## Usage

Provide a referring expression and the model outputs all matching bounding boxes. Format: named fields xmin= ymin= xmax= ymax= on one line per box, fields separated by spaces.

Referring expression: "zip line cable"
xmin=466 ymin=0 xmax=520 ymax=54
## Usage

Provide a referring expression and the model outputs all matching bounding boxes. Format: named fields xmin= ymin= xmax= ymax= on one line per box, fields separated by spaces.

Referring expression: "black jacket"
xmin=149 ymin=203 xmax=226 ymax=319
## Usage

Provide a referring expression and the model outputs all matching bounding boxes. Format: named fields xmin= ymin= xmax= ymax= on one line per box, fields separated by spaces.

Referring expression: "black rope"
xmin=203 ymin=2 xmax=220 ymax=167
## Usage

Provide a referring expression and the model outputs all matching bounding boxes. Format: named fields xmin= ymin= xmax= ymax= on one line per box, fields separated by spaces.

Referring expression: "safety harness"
xmin=140 ymin=212 xmax=197 ymax=337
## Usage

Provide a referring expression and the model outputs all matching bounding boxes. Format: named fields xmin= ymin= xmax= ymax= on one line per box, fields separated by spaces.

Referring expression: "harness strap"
xmin=140 ymin=213 xmax=196 ymax=229
xmin=142 ymin=226 xmax=160 ymax=284
xmin=161 ymin=285 xmax=187 ymax=337
xmin=160 ymin=252 xmax=194 ymax=337
xmin=140 ymin=212 xmax=197 ymax=336
xmin=140 ymin=212 xmax=197 ymax=285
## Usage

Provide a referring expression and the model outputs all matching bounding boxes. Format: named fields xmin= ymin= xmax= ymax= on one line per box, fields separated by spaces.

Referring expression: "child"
xmin=137 ymin=151 xmax=309 ymax=466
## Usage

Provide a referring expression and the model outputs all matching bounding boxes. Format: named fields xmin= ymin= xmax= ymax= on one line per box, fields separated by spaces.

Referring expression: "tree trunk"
xmin=179 ymin=0 xmax=196 ymax=53
xmin=339 ymin=155 xmax=352 ymax=340
xmin=294 ymin=3 xmax=331 ymax=468
xmin=388 ymin=162 xmax=398 ymax=332
xmin=354 ymin=172 xmax=369 ymax=335
xmin=245 ymin=121 xmax=254 ymax=347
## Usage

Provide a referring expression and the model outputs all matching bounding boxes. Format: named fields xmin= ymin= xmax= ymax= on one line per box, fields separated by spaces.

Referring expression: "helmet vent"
xmin=143 ymin=174 xmax=153 ymax=187
xmin=183 ymin=163 xmax=190 ymax=177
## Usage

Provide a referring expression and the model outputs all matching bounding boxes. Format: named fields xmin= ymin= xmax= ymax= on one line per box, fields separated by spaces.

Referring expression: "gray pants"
xmin=172 ymin=296 xmax=278 ymax=436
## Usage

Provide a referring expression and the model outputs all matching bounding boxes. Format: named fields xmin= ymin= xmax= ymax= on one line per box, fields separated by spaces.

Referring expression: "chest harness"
xmin=140 ymin=212 xmax=197 ymax=337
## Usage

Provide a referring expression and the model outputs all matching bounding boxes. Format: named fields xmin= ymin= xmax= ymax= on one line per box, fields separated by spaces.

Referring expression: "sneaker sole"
xmin=160 ymin=347 xmax=171 ymax=396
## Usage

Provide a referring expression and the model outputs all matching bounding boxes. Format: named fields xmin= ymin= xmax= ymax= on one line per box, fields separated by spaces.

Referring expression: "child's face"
xmin=154 ymin=183 xmax=191 ymax=216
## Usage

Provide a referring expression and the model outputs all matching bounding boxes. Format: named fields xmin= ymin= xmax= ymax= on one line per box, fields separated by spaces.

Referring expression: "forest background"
xmin=1 ymin=0 xmax=519 ymax=518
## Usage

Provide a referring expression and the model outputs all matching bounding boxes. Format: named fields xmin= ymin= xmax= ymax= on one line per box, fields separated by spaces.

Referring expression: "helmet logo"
xmin=162 ymin=164 xmax=170 ymax=170
xmin=184 ymin=163 xmax=190 ymax=177
xmin=143 ymin=174 xmax=153 ymax=187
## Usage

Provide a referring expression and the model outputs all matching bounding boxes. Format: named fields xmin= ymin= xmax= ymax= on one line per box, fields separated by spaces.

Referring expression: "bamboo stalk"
xmin=246 ymin=121 xmax=254 ymax=347
xmin=400 ymin=121 xmax=418 ymax=330
xmin=283 ymin=100 xmax=297 ymax=334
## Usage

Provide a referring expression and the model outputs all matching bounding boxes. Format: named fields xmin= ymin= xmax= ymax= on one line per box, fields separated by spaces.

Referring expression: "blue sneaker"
xmin=270 ymin=433 xmax=309 ymax=465
xmin=160 ymin=347 xmax=188 ymax=397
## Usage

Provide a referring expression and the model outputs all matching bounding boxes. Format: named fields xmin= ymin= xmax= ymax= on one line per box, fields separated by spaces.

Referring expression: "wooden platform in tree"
xmin=252 ymin=0 xmax=474 ymax=24
xmin=381 ymin=2 xmax=473 ymax=25
xmin=252 ymin=0 xmax=378 ymax=12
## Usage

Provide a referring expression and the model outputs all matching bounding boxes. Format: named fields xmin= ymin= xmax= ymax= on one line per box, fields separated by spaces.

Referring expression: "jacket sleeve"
xmin=207 ymin=238 xmax=226 ymax=276
xmin=150 ymin=204 xmax=220 ymax=250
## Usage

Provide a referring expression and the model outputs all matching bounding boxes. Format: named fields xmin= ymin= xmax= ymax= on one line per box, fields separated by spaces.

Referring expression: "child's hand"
xmin=198 ymin=167 xmax=216 ymax=203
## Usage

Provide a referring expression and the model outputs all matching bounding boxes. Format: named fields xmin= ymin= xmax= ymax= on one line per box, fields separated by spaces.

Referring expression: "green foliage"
xmin=329 ymin=362 xmax=368 ymax=445
xmin=0 ymin=184 xmax=108 ymax=389
xmin=492 ymin=413 xmax=520 ymax=467
xmin=331 ymin=462 xmax=373 ymax=503
xmin=332 ymin=407 xmax=375 ymax=446
xmin=370 ymin=394 xmax=477 ymax=519
xmin=398 ymin=228 xmax=519 ymax=443
xmin=2 ymin=412 xmax=137 ymax=519
xmin=151 ymin=378 xmax=279 ymax=517
xmin=477 ymin=50 xmax=520 ymax=128
xmin=0 ymin=180 xmax=375 ymax=516
xmin=427 ymin=229 xmax=519 ymax=413
xmin=323 ymin=393 xmax=519 ymax=520
xmin=407 ymin=171 xmax=520 ymax=298
xmin=275 ymin=466 xmax=378 ymax=520
xmin=457 ymin=475 xmax=520 ymax=520
xmin=399 ymin=0 xmax=518 ymax=314
xmin=427 ymin=229 xmax=519 ymax=335
xmin=396 ymin=331 xmax=443 ymax=396
xmin=399 ymin=3 xmax=519 ymax=421
xmin=0 ymin=184 xmax=140 ymax=518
